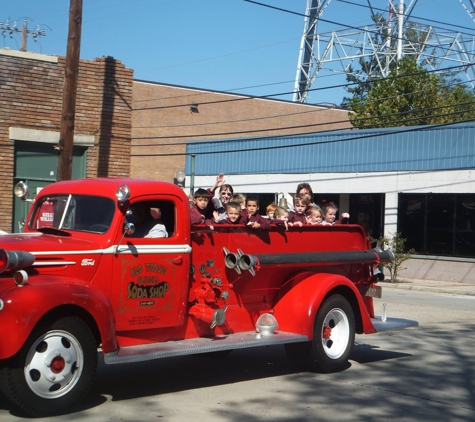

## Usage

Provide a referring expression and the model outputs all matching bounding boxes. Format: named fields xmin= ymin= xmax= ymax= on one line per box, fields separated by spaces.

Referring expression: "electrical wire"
xmin=130 ymin=117 xmax=475 ymax=157
xmin=133 ymin=77 xmax=475 ymax=130
xmin=130 ymin=3 xmax=475 ymax=107
xmin=131 ymin=100 xmax=475 ymax=144
xmin=133 ymin=63 xmax=475 ymax=111
xmin=243 ymin=0 xmax=475 ymax=56
xmin=132 ymin=78 xmax=299 ymax=104
xmin=337 ymin=0 xmax=475 ymax=35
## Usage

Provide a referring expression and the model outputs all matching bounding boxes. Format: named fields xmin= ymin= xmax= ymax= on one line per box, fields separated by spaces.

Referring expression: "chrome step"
xmin=372 ymin=316 xmax=419 ymax=333
xmin=104 ymin=331 xmax=309 ymax=365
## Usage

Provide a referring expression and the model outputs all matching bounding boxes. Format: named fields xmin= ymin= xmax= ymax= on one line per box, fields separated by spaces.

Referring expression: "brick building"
xmin=0 ymin=49 xmax=133 ymax=232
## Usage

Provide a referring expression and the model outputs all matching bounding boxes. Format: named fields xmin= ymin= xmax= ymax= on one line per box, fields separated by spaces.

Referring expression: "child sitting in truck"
xmin=241 ymin=195 xmax=270 ymax=230
xmin=266 ymin=203 xmax=278 ymax=219
xmin=208 ymin=202 xmax=242 ymax=228
xmin=289 ymin=194 xmax=310 ymax=226
xmin=322 ymin=203 xmax=350 ymax=226
xmin=272 ymin=206 xmax=293 ymax=230
xmin=232 ymin=193 xmax=246 ymax=211
xmin=191 ymin=188 xmax=213 ymax=225
xmin=306 ymin=206 xmax=323 ymax=225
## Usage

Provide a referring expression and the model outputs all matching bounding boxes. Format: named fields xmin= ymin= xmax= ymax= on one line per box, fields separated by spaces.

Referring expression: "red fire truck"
xmin=0 ymin=178 xmax=417 ymax=416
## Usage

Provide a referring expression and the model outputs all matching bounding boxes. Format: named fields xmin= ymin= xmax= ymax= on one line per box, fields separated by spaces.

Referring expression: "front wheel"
xmin=0 ymin=316 xmax=98 ymax=417
xmin=286 ymin=294 xmax=355 ymax=373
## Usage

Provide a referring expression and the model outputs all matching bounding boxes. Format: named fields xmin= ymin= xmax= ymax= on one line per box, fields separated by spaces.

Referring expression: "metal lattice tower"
xmin=293 ymin=0 xmax=475 ymax=103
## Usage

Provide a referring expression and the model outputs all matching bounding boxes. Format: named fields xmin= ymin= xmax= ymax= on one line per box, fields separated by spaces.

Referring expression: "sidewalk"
xmin=380 ymin=278 xmax=475 ymax=296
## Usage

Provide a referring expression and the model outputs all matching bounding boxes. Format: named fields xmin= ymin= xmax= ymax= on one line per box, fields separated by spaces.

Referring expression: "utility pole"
xmin=56 ymin=0 xmax=83 ymax=181
xmin=0 ymin=19 xmax=46 ymax=52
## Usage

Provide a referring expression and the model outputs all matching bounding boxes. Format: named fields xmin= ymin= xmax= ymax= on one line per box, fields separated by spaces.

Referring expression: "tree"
xmin=347 ymin=56 xmax=475 ymax=128
xmin=378 ymin=232 xmax=415 ymax=283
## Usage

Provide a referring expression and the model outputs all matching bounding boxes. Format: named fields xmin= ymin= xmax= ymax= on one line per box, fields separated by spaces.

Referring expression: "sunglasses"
xmin=221 ymin=192 xmax=233 ymax=197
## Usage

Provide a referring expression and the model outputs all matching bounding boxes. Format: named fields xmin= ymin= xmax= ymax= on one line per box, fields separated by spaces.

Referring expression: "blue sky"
xmin=2 ymin=0 xmax=474 ymax=104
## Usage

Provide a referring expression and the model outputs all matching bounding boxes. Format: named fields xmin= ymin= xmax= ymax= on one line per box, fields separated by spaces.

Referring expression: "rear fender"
xmin=272 ymin=272 xmax=376 ymax=339
xmin=0 ymin=282 xmax=117 ymax=360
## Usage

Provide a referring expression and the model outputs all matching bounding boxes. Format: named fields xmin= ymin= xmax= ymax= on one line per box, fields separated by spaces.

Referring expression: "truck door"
xmin=111 ymin=196 xmax=191 ymax=332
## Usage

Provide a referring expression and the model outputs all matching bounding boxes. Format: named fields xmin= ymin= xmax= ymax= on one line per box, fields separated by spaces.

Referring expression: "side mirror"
xmin=124 ymin=222 xmax=135 ymax=235
xmin=115 ymin=222 xmax=136 ymax=255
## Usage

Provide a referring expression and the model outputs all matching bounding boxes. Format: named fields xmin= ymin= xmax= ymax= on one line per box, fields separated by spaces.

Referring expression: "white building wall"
xmin=193 ymin=169 xmax=475 ymax=197
xmin=192 ymin=169 xmax=475 ymax=238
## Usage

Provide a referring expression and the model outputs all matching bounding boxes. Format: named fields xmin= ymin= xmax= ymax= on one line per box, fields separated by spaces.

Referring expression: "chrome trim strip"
xmin=104 ymin=331 xmax=308 ymax=365
xmin=111 ymin=244 xmax=192 ymax=255
xmin=1 ymin=232 xmax=43 ymax=237
xmin=33 ymin=261 xmax=76 ymax=266
xmin=31 ymin=244 xmax=192 ymax=256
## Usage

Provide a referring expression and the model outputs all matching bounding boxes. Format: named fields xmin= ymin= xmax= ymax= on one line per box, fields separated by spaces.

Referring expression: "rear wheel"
xmin=286 ymin=294 xmax=355 ymax=373
xmin=0 ymin=316 xmax=98 ymax=417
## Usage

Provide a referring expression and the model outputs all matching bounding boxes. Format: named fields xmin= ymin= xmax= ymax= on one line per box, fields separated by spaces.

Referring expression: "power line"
xmin=243 ymin=0 xmax=475 ymax=54
xmin=133 ymin=63 xmax=475 ymax=111
xmin=131 ymin=2 xmax=475 ymax=109
xmin=132 ymin=100 xmax=475 ymax=145
xmin=132 ymin=78 xmax=298 ymax=104
xmin=131 ymin=118 xmax=475 ymax=157
xmin=336 ymin=0 xmax=475 ymax=35
xmin=133 ymin=77 xmax=475 ymax=131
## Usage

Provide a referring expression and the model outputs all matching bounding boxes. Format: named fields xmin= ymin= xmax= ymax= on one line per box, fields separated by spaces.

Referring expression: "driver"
xmin=128 ymin=203 xmax=168 ymax=238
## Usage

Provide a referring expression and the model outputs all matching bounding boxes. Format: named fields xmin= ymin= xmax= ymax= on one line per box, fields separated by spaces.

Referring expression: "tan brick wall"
xmin=131 ymin=81 xmax=353 ymax=183
xmin=0 ymin=51 xmax=133 ymax=231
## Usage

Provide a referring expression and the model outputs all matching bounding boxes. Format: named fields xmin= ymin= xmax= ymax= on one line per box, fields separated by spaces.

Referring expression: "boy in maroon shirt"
xmin=190 ymin=188 xmax=213 ymax=225
xmin=241 ymin=195 xmax=270 ymax=230
xmin=207 ymin=202 xmax=243 ymax=229
xmin=289 ymin=194 xmax=310 ymax=226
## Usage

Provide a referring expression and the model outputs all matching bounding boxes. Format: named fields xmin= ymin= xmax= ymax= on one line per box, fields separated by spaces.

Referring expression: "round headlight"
xmin=116 ymin=184 xmax=130 ymax=202
xmin=14 ymin=181 xmax=29 ymax=199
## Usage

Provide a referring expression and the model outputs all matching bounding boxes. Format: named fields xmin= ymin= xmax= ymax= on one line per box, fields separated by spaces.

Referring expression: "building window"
xmin=349 ymin=194 xmax=384 ymax=239
xmin=398 ymin=193 xmax=475 ymax=258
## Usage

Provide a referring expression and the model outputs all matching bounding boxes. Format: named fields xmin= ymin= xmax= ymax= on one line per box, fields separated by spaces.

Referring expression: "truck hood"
xmin=0 ymin=232 xmax=105 ymax=282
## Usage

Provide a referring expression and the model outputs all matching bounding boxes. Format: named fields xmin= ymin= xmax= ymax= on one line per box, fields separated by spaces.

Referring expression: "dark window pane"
xmin=398 ymin=194 xmax=425 ymax=254
xmin=426 ymin=195 xmax=454 ymax=256
xmin=455 ymin=196 xmax=475 ymax=257
xmin=349 ymin=194 xmax=384 ymax=239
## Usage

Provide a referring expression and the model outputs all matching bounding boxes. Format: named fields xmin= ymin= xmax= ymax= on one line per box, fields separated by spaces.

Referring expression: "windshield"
xmin=29 ymin=194 xmax=116 ymax=234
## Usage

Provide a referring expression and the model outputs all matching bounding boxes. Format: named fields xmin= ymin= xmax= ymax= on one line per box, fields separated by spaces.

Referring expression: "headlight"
xmin=116 ymin=184 xmax=130 ymax=203
xmin=14 ymin=181 xmax=29 ymax=199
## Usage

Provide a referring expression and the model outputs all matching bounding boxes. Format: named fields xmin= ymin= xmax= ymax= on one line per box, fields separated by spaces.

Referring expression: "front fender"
xmin=0 ymin=281 xmax=117 ymax=360
xmin=272 ymin=272 xmax=376 ymax=339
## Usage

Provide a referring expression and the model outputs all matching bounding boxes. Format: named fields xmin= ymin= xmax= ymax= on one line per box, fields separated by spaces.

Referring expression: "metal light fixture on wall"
xmin=175 ymin=168 xmax=185 ymax=187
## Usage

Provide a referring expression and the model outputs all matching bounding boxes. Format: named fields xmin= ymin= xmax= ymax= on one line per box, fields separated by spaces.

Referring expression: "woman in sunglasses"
xmin=208 ymin=173 xmax=235 ymax=221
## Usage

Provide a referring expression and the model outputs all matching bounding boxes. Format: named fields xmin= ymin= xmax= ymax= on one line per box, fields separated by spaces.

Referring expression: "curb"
xmin=380 ymin=279 xmax=475 ymax=297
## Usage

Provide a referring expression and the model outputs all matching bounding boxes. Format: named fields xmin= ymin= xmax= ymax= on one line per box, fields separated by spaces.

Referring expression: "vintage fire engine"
xmin=0 ymin=178 xmax=417 ymax=416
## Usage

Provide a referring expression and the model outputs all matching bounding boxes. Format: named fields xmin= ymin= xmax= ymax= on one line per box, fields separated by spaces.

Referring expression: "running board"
xmin=372 ymin=317 xmax=419 ymax=333
xmin=104 ymin=331 xmax=309 ymax=365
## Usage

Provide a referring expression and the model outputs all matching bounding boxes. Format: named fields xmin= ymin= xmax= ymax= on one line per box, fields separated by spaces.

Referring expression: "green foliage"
xmin=378 ymin=232 xmax=415 ymax=283
xmin=345 ymin=56 xmax=475 ymax=128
